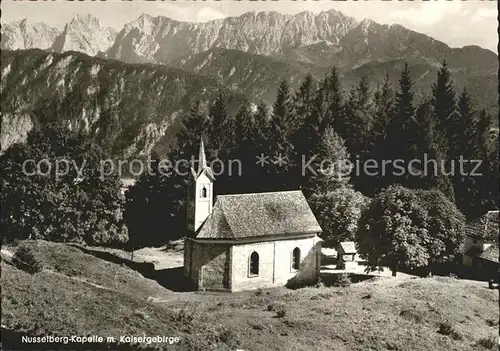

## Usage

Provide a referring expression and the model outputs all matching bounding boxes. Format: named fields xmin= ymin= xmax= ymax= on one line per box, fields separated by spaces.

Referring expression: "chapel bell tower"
xmin=187 ymin=138 xmax=214 ymax=233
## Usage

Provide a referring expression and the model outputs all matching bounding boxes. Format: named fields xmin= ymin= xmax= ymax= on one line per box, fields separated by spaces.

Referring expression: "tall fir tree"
xmin=417 ymin=101 xmax=454 ymax=200
xmin=207 ymin=94 xmax=234 ymax=159
xmin=266 ymin=80 xmax=296 ymax=189
xmin=343 ymin=76 xmax=374 ymax=159
xmin=293 ymin=74 xmax=317 ymax=129
xmin=369 ymin=75 xmax=395 ymax=194
xmin=383 ymin=63 xmax=415 ymax=188
xmin=452 ymin=88 xmax=482 ymax=217
xmin=234 ymin=99 xmax=254 ymax=143
xmin=270 ymin=80 xmax=296 ymax=142
xmin=326 ymin=67 xmax=344 ymax=136
xmin=431 ymin=61 xmax=457 ymax=157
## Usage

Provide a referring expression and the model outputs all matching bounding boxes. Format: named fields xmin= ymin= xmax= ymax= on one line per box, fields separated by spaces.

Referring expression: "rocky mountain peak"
xmin=52 ymin=13 xmax=117 ymax=56
xmin=1 ymin=19 xmax=60 ymax=50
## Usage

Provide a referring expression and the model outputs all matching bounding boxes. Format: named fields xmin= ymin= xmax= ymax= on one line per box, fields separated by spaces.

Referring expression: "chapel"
xmin=183 ymin=140 xmax=323 ymax=292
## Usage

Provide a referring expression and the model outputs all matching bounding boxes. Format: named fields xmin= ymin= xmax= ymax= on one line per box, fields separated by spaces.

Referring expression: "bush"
xmin=437 ymin=321 xmax=462 ymax=340
xmin=12 ymin=245 xmax=44 ymax=274
xmin=275 ymin=305 xmax=287 ymax=318
xmin=171 ymin=307 xmax=196 ymax=325
xmin=334 ymin=273 xmax=351 ymax=287
xmin=315 ymin=277 xmax=325 ymax=288
xmin=267 ymin=303 xmax=286 ymax=317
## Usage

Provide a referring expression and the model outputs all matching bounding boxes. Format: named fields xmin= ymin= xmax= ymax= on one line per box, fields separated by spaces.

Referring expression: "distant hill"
xmin=174 ymin=47 xmax=498 ymax=115
xmin=172 ymin=48 xmax=331 ymax=104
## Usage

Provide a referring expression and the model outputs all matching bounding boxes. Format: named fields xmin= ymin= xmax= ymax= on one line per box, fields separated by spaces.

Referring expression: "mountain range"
xmin=1 ymin=10 xmax=497 ymax=156
xmin=3 ymin=11 xmax=497 ymax=70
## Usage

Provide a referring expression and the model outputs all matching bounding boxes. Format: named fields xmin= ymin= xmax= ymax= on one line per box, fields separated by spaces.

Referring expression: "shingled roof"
xmin=196 ymin=190 xmax=322 ymax=240
xmin=464 ymin=210 xmax=499 ymax=241
xmin=479 ymin=244 xmax=499 ymax=263
xmin=339 ymin=241 xmax=357 ymax=254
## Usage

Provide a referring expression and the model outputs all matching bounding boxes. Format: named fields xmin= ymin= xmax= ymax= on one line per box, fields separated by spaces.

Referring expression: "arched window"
xmin=249 ymin=251 xmax=259 ymax=276
xmin=201 ymin=186 xmax=207 ymax=198
xmin=292 ymin=247 xmax=301 ymax=270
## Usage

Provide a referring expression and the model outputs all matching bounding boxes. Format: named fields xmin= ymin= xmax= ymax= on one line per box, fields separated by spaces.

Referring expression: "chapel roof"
xmin=339 ymin=241 xmax=357 ymax=254
xmin=196 ymin=190 xmax=322 ymax=240
xmin=478 ymin=243 xmax=499 ymax=263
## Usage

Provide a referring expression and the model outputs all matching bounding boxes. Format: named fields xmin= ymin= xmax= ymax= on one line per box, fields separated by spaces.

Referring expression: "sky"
xmin=2 ymin=0 xmax=498 ymax=53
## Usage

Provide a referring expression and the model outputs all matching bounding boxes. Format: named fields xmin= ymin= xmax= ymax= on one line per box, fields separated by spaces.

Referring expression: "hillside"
xmin=175 ymin=47 xmax=498 ymax=114
xmin=1 ymin=10 xmax=498 ymax=155
xmin=1 ymin=240 xmax=498 ymax=350
xmin=173 ymin=48 xmax=331 ymax=104
xmin=0 ymin=49 xmax=246 ymax=157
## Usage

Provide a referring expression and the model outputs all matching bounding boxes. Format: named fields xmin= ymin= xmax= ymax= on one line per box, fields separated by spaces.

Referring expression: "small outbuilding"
xmin=337 ymin=241 xmax=358 ymax=269
xmin=183 ymin=139 xmax=323 ymax=292
xmin=321 ymin=247 xmax=338 ymax=266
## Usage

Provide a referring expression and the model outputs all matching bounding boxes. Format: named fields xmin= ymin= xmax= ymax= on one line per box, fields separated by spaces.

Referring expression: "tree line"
xmin=125 ymin=61 xmax=498 ymax=246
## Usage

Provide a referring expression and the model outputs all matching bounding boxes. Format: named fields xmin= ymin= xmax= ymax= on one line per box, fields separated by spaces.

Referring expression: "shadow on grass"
xmin=319 ymin=272 xmax=375 ymax=287
xmin=72 ymin=246 xmax=195 ymax=292
xmin=155 ymin=266 xmax=194 ymax=292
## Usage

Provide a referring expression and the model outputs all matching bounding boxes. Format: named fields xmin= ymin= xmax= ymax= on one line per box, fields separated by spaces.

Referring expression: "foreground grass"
xmin=1 ymin=240 xmax=498 ymax=350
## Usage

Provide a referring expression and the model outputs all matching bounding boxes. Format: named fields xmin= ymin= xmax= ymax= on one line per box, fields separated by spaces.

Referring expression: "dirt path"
xmin=2 ymin=247 xmax=176 ymax=303
xmin=44 ymin=269 xmax=120 ymax=293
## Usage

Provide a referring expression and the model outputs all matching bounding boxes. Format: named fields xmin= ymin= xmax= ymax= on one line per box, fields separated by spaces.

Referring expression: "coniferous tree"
xmin=455 ymin=88 xmax=476 ymax=155
xmin=431 ymin=61 xmax=457 ymax=156
xmin=309 ymin=127 xmax=352 ymax=194
xmin=383 ymin=63 xmax=415 ymax=188
xmin=234 ymin=99 xmax=254 ymax=142
xmin=293 ymin=77 xmax=327 ymax=159
xmin=326 ymin=67 xmax=344 ymax=136
xmin=469 ymin=110 xmax=499 ymax=217
xmin=228 ymin=102 xmax=272 ymax=194
xmin=343 ymin=76 xmax=375 ymax=193
xmin=293 ymin=74 xmax=317 ymax=129
xmin=270 ymin=80 xmax=295 ymax=143
xmin=175 ymin=100 xmax=209 ymax=158
xmin=452 ymin=89 xmax=482 ymax=217
xmin=292 ymin=76 xmax=330 ymax=190
xmin=207 ymin=94 xmax=234 ymax=159
xmin=266 ymin=80 xmax=296 ymax=189
xmin=369 ymin=75 xmax=395 ymax=194
xmin=372 ymin=74 xmax=395 ymax=145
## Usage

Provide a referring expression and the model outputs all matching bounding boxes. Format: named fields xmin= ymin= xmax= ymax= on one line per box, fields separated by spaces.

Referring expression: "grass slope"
xmin=1 ymin=240 xmax=498 ymax=350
